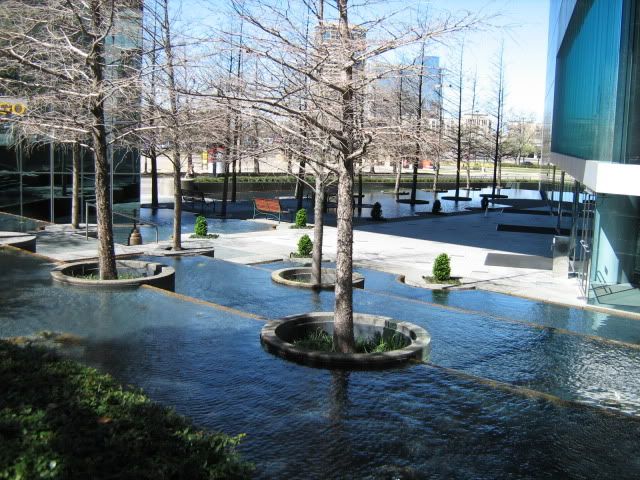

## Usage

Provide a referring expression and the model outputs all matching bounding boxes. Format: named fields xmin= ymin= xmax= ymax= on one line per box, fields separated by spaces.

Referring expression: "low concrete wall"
xmin=0 ymin=232 xmax=37 ymax=252
xmin=51 ymin=260 xmax=175 ymax=291
xmin=260 ymin=312 xmax=430 ymax=369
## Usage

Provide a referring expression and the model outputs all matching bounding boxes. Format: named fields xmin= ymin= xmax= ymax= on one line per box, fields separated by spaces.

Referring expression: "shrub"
xmin=371 ymin=202 xmax=383 ymax=221
xmin=194 ymin=215 xmax=208 ymax=236
xmin=295 ymin=208 xmax=307 ymax=228
xmin=297 ymin=234 xmax=313 ymax=257
xmin=432 ymin=200 xmax=442 ymax=214
xmin=432 ymin=253 xmax=451 ymax=282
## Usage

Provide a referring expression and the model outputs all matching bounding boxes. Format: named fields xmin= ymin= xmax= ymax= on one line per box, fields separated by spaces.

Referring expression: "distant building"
xmin=544 ymin=0 xmax=640 ymax=312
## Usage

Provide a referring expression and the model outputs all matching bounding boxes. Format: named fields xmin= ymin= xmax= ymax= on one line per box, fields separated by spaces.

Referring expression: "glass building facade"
xmin=0 ymin=2 xmax=142 ymax=224
xmin=0 ymin=140 xmax=139 ymax=223
xmin=545 ymin=0 xmax=640 ymax=312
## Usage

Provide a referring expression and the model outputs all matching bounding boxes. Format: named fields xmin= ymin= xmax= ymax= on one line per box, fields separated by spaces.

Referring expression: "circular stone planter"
xmin=272 ymin=267 xmax=365 ymax=290
xmin=479 ymin=193 xmax=509 ymax=199
xmin=396 ymin=199 xmax=430 ymax=205
xmin=260 ymin=312 xmax=430 ymax=369
xmin=440 ymin=196 xmax=472 ymax=202
xmin=51 ymin=260 xmax=175 ymax=291
xmin=0 ymin=232 xmax=37 ymax=252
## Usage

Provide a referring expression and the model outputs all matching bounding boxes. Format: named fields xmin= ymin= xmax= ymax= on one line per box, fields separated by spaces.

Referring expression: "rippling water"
xmin=2 ymin=249 xmax=640 ymax=478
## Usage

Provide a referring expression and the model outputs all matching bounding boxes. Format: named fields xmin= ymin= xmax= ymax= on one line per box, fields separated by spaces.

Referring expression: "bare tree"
xmin=206 ymin=0 xmax=485 ymax=352
xmin=0 ymin=0 xmax=143 ymax=279
xmin=490 ymin=41 xmax=505 ymax=201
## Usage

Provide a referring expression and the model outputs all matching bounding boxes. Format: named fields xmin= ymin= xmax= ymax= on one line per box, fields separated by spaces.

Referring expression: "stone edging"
xmin=260 ymin=312 xmax=430 ymax=369
xmin=50 ymin=260 xmax=175 ymax=291
xmin=271 ymin=267 xmax=365 ymax=290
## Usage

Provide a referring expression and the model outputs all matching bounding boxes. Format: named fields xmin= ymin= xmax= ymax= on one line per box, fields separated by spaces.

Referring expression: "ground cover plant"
xmin=0 ymin=340 xmax=252 ymax=479
xmin=293 ymin=329 xmax=407 ymax=353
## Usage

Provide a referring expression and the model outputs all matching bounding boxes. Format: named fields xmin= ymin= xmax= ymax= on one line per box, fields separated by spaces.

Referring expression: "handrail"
xmin=85 ymin=202 xmax=159 ymax=244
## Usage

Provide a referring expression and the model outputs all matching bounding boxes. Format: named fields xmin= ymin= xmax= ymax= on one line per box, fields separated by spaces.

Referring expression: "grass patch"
xmin=0 ymin=340 xmax=252 ymax=479
xmin=189 ymin=233 xmax=219 ymax=239
xmin=292 ymin=329 xmax=407 ymax=353
xmin=422 ymin=276 xmax=462 ymax=286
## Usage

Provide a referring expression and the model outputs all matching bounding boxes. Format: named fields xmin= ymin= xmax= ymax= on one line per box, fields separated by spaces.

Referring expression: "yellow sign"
xmin=201 ymin=151 xmax=208 ymax=167
xmin=0 ymin=101 xmax=27 ymax=116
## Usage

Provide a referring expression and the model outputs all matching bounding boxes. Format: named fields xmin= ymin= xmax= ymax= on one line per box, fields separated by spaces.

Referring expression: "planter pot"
xmin=260 ymin=312 xmax=430 ymax=369
xmin=272 ymin=267 xmax=364 ymax=290
xmin=0 ymin=232 xmax=37 ymax=252
xmin=51 ymin=260 xmax=175 ymax=291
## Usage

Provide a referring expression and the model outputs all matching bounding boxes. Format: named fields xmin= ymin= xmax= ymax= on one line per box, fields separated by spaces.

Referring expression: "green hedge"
xmin=0 ymin=341 xmax=252 ymax=479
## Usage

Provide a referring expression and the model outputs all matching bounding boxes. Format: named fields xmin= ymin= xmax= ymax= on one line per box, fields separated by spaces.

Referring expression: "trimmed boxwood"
xmin=432 ymin=253 xmax=451 ymax=282
xmin=297 ymin=235 xmax=313 ymax=257
xmin=0 ymin=341 xmax=252 ymax=479
xmin=194 ymin=215 xmax=208 ymax=236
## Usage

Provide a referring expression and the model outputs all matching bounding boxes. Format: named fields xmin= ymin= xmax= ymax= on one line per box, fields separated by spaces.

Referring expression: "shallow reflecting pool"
xmin=2 ymin=249 xmax=640 ymax=478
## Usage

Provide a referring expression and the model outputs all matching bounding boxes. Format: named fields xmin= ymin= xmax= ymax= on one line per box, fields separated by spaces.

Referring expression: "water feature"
xmin=2 ymin=248 xmax=640 ymax=478
xmin=110 ymin=207 xmax=272 ymax=244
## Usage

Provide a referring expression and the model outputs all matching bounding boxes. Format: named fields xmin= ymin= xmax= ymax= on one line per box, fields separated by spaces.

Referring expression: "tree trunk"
xmin=295 ymin=157 xmax=306 ymax=211
xmin=221 ymin=157 xmax=229 ymax=217
xmin=172 ymin=154 xmax=182 ymax=250
xmin=71 ymin=142 xmax=81 ymax=229
xmin=333 ymin=0 xmax=356 ymax=354
xmin=410 ymin=157 xmax=418 ymax=203
xmin=150 ymin=146 xmax=159 ymax=208
xmin=311 ymin=174 xmax=325 ymax=288
xmin=89 ymin=3 xmax=116 ymax=280
xmin=465 ymin=154 xmax=471 ymax=189
xmin=333 ymin=155 xmax=355 ymax=353
xmin=394 ymin=158 xmax=402 ymax=194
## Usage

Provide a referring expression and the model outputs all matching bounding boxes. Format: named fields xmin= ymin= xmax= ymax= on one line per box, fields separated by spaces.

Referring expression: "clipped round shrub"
xmin=432 ymin=253 xmax=451 ymax=282
xmin=194 ymin=215 xmax=208 ymax=236
xmin=295 ymin=208 xmax=307 ymax=228
xmin=371 ymin=202 xmax=383 ymax=221
xmin=480 ymin=196 xmax=489 ymax=210
xmin=432 ymin=200 xmax=442 ymax=214
xmin=297 ymin=234 xmax=313 ymax=257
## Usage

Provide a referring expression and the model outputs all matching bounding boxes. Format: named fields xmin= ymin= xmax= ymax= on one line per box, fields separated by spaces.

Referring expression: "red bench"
xmin=253 ymin=198 xmax=290 ymax=223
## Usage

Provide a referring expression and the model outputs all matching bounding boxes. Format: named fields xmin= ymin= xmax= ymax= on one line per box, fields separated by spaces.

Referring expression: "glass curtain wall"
xmin=552 ymin=0 xmax=623 ymax=162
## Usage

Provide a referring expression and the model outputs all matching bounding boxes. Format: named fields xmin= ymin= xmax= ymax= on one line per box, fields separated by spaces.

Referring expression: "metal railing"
xmin=85 ymin=202 xmax=159 ymax=244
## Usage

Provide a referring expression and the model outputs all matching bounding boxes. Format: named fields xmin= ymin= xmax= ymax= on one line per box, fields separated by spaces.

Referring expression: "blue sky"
xmin=421 ymin=0 xmax=550 ymax=121
xmin=178 ymin=0 xmax=551 ymax=121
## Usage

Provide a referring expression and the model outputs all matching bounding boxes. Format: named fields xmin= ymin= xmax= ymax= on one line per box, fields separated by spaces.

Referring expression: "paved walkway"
xmin=27 ymin=208 xmax=591 ymax=312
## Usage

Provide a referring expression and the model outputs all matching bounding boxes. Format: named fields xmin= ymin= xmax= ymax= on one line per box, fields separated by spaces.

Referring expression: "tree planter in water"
xmin=260 ymin=312 xmax=430 ymax=369
xmin=272 ymin=267 xmax=364 ymax=290
xmin=51 ymin=260 xmax=175 ymax=291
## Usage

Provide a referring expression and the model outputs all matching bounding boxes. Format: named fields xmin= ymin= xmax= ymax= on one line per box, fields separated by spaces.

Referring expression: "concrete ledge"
xmin=51 ymin=260 xmax=175 ymax=291
xmin=272 ymin=267 xmax=365 ymax=290
xmin=0 ymin=232 xmax=37 ymax=252
xmin=260 ymin=312 xmax=430 ymax=369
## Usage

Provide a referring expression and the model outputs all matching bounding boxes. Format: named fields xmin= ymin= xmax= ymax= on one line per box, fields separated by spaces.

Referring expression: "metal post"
xmin=557 ymin=171 xmax=565 ymax=231
xmin=86 ymin=202 xmax=89 ymax=240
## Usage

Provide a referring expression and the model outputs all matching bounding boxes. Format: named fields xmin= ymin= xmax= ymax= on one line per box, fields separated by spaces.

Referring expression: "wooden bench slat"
xmin=253 ymin=197 xmax=290 ymax=223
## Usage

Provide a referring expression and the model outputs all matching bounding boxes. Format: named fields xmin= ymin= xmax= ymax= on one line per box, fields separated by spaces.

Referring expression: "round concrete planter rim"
xmin=50 ymin=259 xmax=175 ymax=290
xmin=272 ymin=267 xmax=365 ymax=290
xmin=260 ymin=312 xmax=430 ymax=369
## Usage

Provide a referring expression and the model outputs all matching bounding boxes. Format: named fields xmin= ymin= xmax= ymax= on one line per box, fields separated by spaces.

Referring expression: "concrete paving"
xmin=25 ymin=207 xmax=590 ymax=312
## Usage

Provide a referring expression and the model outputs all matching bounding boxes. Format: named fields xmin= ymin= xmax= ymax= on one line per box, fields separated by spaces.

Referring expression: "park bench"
xmin=182 ymin=190 xmax=215 ymax=214
xmin=253 ymin=197 xmax=291 ymax=223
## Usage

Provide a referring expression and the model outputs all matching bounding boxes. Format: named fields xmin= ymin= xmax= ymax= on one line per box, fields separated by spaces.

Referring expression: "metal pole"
xmin=557 ymin=171 xmax=565 ymax=231
xmin=86 ymin=202 xmax=89 ymax=240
